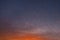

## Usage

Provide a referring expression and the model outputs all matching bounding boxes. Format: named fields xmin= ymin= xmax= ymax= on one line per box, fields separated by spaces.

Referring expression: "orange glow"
xmin=0 ymin=33 xmax=60 ymax=40
xmin=0 ymin=34 xmax=44 ymax=40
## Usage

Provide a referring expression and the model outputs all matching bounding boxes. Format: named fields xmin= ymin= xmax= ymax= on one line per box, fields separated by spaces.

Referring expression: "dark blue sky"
xmin=0 ymin=0 xmax=60 ymax=36
xmin=0 ymin=0 xmax=60 ymax=20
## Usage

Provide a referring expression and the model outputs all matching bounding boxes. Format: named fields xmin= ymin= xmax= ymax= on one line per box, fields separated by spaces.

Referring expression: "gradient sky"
xmin=0 ymin=0 xmax=60 ymax=40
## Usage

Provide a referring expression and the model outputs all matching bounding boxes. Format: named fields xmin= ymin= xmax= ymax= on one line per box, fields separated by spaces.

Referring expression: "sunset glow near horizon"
xmin=0 ymin=0 xmax=60 ymax=40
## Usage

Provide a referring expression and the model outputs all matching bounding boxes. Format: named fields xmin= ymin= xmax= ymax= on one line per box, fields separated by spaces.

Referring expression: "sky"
xmin=0 ymin=0 xmax=60 ymax=40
